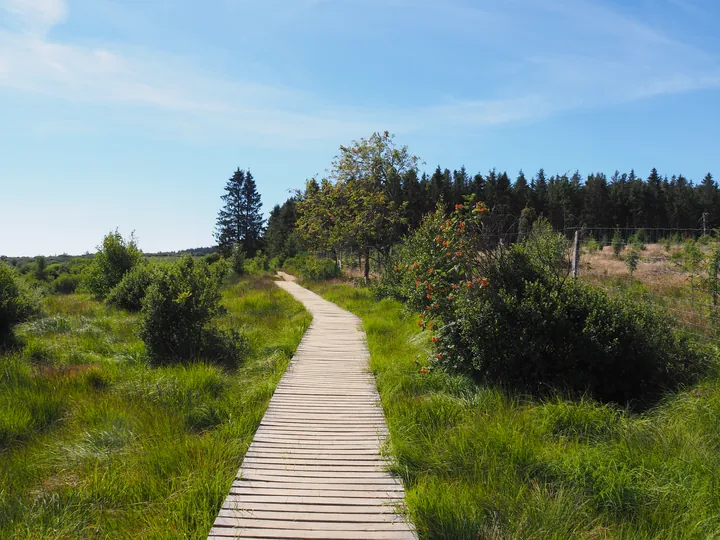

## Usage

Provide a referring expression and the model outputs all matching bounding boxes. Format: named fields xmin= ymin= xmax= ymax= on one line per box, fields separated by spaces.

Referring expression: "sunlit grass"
xmin=312 ymin=281 xmax=720 ymax=539
xmin=0 ymin=276 xmax=310 ymax=538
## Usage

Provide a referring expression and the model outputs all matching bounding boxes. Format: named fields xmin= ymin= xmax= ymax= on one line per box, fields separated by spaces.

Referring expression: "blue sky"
xmin=1 ymin=0 xmax=719 ymax=256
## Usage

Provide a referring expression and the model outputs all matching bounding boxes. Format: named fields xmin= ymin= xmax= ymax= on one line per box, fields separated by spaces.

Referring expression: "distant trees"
xmin=215 ymin=168 xmax=264 ymax=257
xmin=268 ymin=131 xmax=718 ymax=272
xmin=264 ymin=198 xmax=302 ymax=263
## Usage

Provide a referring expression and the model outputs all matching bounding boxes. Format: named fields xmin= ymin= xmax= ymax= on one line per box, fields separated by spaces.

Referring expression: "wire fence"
xmin=571 ymin=227 xmax=720 ymax=343
xmin=315 ymin=224 xmax=720 ymax=344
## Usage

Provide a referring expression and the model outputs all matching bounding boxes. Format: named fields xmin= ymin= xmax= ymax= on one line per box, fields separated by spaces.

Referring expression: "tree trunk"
xmin=364 ymin=248 xmax=370 ymax=282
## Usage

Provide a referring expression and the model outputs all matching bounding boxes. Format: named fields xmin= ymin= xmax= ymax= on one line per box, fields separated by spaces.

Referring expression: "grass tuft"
xmin=0 ymin=276 xmax=309 ymax=538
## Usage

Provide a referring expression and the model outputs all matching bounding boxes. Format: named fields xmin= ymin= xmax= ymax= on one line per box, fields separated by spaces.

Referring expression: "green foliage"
xmin=140 ymin=256 xmax=241 ymax=366
xmin=264 ymin=199 xmax=302 ymax=262
xmin=84 ymin=231 xmax=143 ymax=299
xmin=312 ymin=281 xmax=720 ymax=539
xmin=0 ymin=277 xmax=309 ymax=537
xmin=53 ymin=274 xmax=80 ymax=295
xmin=105 ymin=264 xmax=159 ymax=311
xmin=629 ymin=228 xmax=647 ymax=250
xmin=517 ymin=206 xmax=536 ymax=242
xmin=245 ymin=251 xmax=268 ymax=275
xmin=383 ymin=209 xmax=707 ymax=405
xmin=611 ymin=228 xmax=623 ymax=258
xmin=296 ymin=131 xmax=418 ymax=279
xmin=229 ymin=244 xmax=246 ymax=275
xmin=582 ymin=237 xmax=601 ymax=252
xmin=707 ymin=247 xmax=720 ymax=324
xmin=282 ymin=253 xmax=340 ymax=281
xmin=203 ymin=252 xmax=222 ymax=265
xmin=34 ymin=256 xmax=47 ymax=281
xmin=0 ymin=265 xmax=40 ymax=343
xmin=625 ymin=247 xmax=640 ymax=277
xmin=215 ymin=168 xmax=264 ymax=256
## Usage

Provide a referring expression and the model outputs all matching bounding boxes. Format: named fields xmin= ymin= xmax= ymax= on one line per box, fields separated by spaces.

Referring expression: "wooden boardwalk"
xmin=208 ymin=275 xmax=416 ymax=539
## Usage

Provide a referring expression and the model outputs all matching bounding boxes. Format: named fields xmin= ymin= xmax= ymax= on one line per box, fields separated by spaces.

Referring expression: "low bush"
xmin=283 ymin=253 xmax=339 ymax=281
xmin=230 ymin=244 xmax=246 ymax=275
xmin=582 ymin=237 xmax=601 ymax=252
xmin=105 ymin=264 xmax=158 ymax=311
xmin=611 ymin=228 xmax=623 ymax=258
xmin=0 ymin=265 xmax=40 ymax=343
xmin=140 ymin=256 xmax=243 ymax=366
xmin=53 ymin=274 xmax=80 ymax=294
xmin=381 ymin=205 xmax=708 ymax=405
xmin=245 ymin=251 xmax=268 ymax=275
xmin=84 ymin=231 xmax=143 ymax=299
xmin=203 ymin=252 xmax=222 ymax=265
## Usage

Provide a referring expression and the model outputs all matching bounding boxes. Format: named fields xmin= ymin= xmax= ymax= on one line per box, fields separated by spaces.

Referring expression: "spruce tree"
xmin=215 ymin=168 xmax=264 ymax=256
xmin=215 ymin=168 xmax=245 ymax=256
xmin=239 ymin=170 xmax=264 ymax=255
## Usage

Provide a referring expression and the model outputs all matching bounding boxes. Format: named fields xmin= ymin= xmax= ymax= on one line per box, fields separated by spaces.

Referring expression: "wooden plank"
xmin=208 ymin=277 xmax=416 ymax=539
xmin=209 ymin=528 xmax=414 ymax=539
xmin=239 ymin=474 xmax=401 ymax=485
xmin=236 ymin=484 xmax=402 ymax=496
xmin=213 ymin=517 xmax=412 ymax=531
xmin=240 ymin=470 xmax=394 ymax=480
xmin=219 ymin=502 xmax=398 ymax=514
xmin=217 ymin=509 xmax=406 ymax=523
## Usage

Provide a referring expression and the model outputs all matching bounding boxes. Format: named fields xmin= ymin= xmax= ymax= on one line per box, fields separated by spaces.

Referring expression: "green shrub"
xmin=53 ymin=274 xmax=80 ymax=294
xmin=203 ymin=252 xmax=222 ymax=265
xmin=140 ymin=256 xmax=244 ymax=366
xmin=381 ymin=208 xmax=707 ymax=406
xmin=105 ymin=264 xmax=158 ymax=311
xmin=84 ymin=231 xmax=143 ymax=299
xmin=611 ymin=228 xmax=623 ymax=258
xmin=268 ymin=256 xmax=282 ymax=271
xmin=0 ymin=265 xmax=40 ymax=343
xmin=230 ymin=244 xmax=246 ymax=275
xmin=629 ymin=228 xmax=647 ymax=250
xmin=583 ymin=238 xmax=601 ymax=252
xmin=283 ymin=253 xmax=339 ymax=281
xmin=445 ymin=277 xmax=703 ymax=404
xmin=245 ymin=251 xmax=268 ymax=275
xmin=625 ymin=248 xmax=640 ymax=277
xmin=34 ymin=256 xmax=47 ymax=281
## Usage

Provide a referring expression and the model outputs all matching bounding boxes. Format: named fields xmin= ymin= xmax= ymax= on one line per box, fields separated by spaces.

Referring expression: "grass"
xmin=311 ymin=280 xmax=720 ymax=539
xmin=0 ymin=276 xmax=310 ymax=539
xmin=581 ymin=243 xmax=720 ymax=341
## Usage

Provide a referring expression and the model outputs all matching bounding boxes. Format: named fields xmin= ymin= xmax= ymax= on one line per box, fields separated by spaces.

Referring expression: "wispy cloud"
xmin=0 ymin=0 xmax=718 ymax=143
xmin=1 ymin=0 xmax=66 ymax=34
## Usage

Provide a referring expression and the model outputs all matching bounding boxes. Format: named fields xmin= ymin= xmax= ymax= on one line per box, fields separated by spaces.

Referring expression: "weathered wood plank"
xmin=208 ymin=277 xmax=415 ymax=538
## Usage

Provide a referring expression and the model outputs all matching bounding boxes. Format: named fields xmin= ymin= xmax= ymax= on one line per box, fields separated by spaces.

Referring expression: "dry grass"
xmin=580 ymin=243 xmax=718 ymax=340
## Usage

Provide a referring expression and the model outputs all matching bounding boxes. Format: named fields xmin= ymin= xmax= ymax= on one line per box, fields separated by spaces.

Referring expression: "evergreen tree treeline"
xmin=266 ymin=166 xmax=718 ymax=258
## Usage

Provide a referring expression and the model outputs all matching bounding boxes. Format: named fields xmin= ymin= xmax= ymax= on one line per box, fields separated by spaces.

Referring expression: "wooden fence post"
xmin=571 ymin=230 xmax=580 ymax=279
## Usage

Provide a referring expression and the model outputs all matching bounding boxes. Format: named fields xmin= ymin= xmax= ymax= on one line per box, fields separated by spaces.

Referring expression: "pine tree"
xmin=215 ymin=168 xmax=245 ymax=256
xmin=428 ymin=166 xmax=449 ymax=209
xmin=239 ymin=170 xmax=264 ymax=255
xmin=402 ymin=169 xmax=425 ymax=231
xmin=264 ymin=198 xmax=299 ymax=260
xmin=215 ymin=168 xmax=264 ymax=256
xmin=699 ymin=172 xmax=718 ymax=230
xmin=512 ymin=170 xmax=530 ymax=215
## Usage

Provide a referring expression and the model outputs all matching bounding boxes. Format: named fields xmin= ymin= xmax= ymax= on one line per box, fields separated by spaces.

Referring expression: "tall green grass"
xmin=0 ymin=276 xmax=310 ymax=538
xmin=312 ymin=281 xmax=720 ymax=539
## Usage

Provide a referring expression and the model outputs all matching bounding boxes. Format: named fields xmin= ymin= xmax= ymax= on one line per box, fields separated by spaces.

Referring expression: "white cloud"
xmin=0 ymin=0 xmax=718 ymax=144
xmin=0 ymin=0 xmax=66 ymax=34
